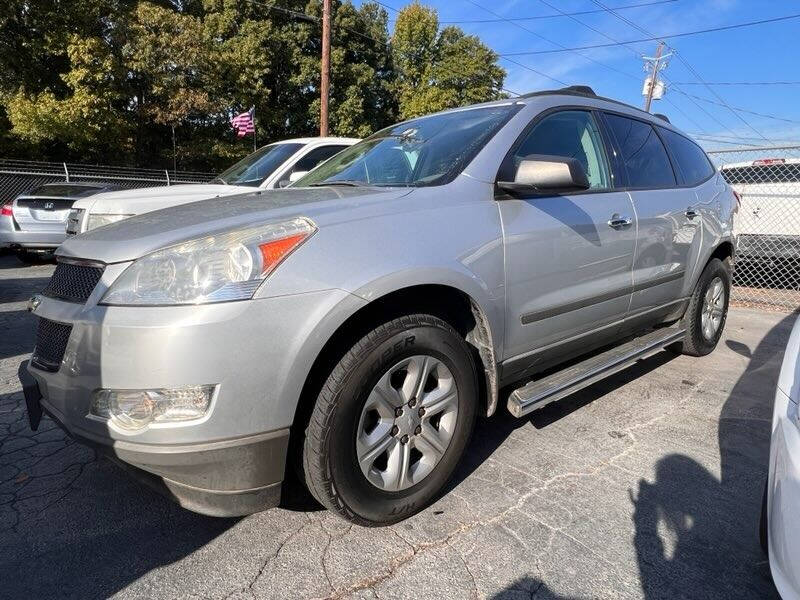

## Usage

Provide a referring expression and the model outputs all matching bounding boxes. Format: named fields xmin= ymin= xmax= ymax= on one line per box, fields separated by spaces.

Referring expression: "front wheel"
xmin=302 ymin=314 xmax=478 ymax=526
xmin=675 ymin=257 xmax=731 ymax=356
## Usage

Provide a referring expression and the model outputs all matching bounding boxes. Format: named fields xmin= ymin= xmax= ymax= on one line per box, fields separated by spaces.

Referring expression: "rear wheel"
xmin=675 ymin=257 xmax=731 ymax=356
xmin=302 ymin=314 xmax=478 ymax=525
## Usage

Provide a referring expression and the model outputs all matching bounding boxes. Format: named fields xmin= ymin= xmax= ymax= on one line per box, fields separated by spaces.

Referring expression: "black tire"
xmin=675 ymin=257 xmax=731 ymax=357
xmin=760 ymin=479 xmax=769 ymax=555
xmin=302 ymin=314 xmax=478 ymax=526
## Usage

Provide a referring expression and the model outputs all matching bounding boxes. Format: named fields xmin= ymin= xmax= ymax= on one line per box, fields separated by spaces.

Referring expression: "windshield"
xmin=211 ymin=143 xmax=304 ymax=186
xmin=294 ymin=104 xmax=519 ymax=188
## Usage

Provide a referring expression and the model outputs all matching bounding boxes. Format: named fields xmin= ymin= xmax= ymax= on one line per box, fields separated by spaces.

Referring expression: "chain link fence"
xmin=0 ymin=159 xmax=216 ymax=203
xmin=709 ymin=145 xmax=800 ymax=310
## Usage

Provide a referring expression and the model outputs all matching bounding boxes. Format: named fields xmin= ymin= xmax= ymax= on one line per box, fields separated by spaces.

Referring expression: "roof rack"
xmin=521 ymin=85 xmax=596 ymax=98
xmin=519 ymin=85 xmax=670 ymax=124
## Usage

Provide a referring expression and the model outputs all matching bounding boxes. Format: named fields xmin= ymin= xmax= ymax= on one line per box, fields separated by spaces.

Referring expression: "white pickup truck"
xmin=721 ymin=157 xmax=800 ymax=270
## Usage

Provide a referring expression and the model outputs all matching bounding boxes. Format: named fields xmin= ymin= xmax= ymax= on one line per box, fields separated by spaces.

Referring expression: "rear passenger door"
xmin=498 ymin=110 xmax=636 ymax=376
xmin=603 ymin=113 xmax=696 ymax=326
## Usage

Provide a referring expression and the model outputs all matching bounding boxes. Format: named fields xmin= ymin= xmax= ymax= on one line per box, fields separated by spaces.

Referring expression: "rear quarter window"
xmin=658 ymin=127 xmax=715 ymax=186
xmin=603 ymin=113 xmax=676 ymax=189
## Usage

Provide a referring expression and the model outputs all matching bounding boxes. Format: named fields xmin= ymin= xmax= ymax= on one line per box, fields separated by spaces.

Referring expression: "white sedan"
xmin=67 ymin=136 xmax=358 ymax=235
xmin=764 ymin=313 xmax=800 ymax=599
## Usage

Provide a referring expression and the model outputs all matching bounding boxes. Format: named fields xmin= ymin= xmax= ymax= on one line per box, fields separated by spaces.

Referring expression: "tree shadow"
xmin=630 ymin=313 xmax=794 ymax=599
xmin=491 ymin=576 xmax=583 ymax=599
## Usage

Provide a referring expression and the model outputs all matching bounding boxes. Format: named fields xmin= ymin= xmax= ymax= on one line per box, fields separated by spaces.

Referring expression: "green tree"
xmin=5 ymin=35 xmax=131 ymax=159
xmin=391 ymin=2 xmax=505 ymax=119
xmin=298 ymin=1 xmax=397 ymax=138
xmin=0 ymin=0 xmax=507 ymax=169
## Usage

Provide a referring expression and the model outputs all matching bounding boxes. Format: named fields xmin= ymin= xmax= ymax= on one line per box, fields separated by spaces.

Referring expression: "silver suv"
xmin=19 ymin=86 xmax=737 ymax=525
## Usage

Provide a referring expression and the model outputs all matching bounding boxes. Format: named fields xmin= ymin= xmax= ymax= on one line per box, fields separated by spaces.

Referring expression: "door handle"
xmin=685 ymin=208 xmax=699 ymax=219
xmin=608 ymin=214 xmax=632 ymax=228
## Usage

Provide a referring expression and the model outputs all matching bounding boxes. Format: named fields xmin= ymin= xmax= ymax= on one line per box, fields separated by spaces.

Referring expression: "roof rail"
xmin=517 ymin=87 xmax=674 ymax=125
xmin=521 ymin=85 xmax=596 ymax=99
xmin=559 ymin=85 xmax=596 ymax=96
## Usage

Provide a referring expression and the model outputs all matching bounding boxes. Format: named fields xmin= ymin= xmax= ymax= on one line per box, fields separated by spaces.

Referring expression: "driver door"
xmin=498 ymin=110 xmax=637 ymax=377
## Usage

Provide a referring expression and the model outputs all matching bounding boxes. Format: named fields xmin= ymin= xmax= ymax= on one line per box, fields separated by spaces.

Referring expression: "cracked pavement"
xmin=0 ymin=253 xmax=783 ymax=599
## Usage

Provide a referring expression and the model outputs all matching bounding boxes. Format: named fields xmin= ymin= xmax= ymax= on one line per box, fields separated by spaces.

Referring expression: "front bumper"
xmin=767 ymin=387 xmax=800 ymax=600
xmin=21 ymin=276 xmax=363 ymax=516
xmin=21 ymin=360 xmax=286 ymax=516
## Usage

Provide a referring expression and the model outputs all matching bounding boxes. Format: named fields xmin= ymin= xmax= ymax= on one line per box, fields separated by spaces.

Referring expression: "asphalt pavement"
xmin=0 ymin=253 xmax=785 ymax=599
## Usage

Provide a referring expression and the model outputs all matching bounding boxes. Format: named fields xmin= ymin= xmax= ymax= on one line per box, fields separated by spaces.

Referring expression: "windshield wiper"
xmin=308 ymin=180 xmax=369 ymax=187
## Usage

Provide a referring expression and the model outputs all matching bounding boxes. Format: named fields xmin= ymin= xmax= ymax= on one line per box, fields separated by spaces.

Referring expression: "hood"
xmin=58 ymin=186 xmax=413 ymax=264
xmin=69 ymin=184 xmax=251 ymax=214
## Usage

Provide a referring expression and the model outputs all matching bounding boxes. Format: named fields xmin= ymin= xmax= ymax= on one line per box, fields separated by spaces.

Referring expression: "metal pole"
xmin=165 ymin=169 xmax=171 ymax=186
xmin=253 ymin=107 xmax=257 ymax=152
xmin=320 ymin=0 xmax=331 ymax=136
xmin=644 ymin=42 xmax=664 ymax=113
xmin=172 ymin=125 xmax=177 ymax=174
xmin=63 ymin=163 xmax=70 ymax=182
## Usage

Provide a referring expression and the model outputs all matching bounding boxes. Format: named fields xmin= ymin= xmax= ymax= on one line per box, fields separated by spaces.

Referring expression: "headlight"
xmin=101 ymin=217 xmax=316 ymax=306
xmin=87 ymin=213 xmax=133 ymax=231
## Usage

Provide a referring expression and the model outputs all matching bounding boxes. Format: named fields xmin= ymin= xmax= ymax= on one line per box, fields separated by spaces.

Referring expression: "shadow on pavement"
xmin=450 ymin=351 xmax=677 ymax=494
xmin=491 ymin=576 xmax=581 ymax=599
xmin=630 ymin=313 xmax=794 ymax=599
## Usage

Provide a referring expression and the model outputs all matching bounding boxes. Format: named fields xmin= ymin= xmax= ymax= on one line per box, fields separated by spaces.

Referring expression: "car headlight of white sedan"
xmin=87 ymin=213 xmax=134 ymax=231
xmin=101 ymin=217 xmax=316 ymax=306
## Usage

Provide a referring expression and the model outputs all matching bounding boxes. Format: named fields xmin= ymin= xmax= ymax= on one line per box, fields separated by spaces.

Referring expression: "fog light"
xmin=90 ymin=385 xmax=215 ymax=430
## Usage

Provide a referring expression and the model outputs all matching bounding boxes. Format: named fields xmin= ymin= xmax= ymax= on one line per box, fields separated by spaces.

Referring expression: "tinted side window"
xmin=294 ymin=145 xmax=348 ymax=172
xmin=513 ymin=110 xmax=611 ymax=189
xmin=604 ymin=114 xmax=676 ymax=188
xmin=658 ymin=127 xmax=715 ymax=185
xmin=280 ymin=145 xmax=348 ymax=184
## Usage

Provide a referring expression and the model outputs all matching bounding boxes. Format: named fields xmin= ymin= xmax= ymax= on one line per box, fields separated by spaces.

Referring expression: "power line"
xmin=386 ymin=0 xmax=680 ymax=24
xmin=464 ymin=0 xmax=643 ymax=87
xmin=243 ymin=0 xmax=390 ymax=47
xmin=500 ymin=56 xmax=568 ymax=87
xmin=498 ymin=12 xmax=800 ymax=55
xmin=670 ymin=51 xmax=773 ymax=143
xmin=502 ymin=87 xmax=523 ymax=97
xmin=670 ymin=81 xmax=800 ymax=86
xmin=586 ymin=0 xmax=774 ymax=144
xmin=669 ymin=89 xmax=800 ymax=125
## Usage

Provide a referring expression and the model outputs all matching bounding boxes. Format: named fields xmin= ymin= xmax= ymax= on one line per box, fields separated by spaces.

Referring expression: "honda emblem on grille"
xmin=27 ymin=295 xmax=41 ymax=313
xmin=44 ymin=202 xmax=54 ymax=210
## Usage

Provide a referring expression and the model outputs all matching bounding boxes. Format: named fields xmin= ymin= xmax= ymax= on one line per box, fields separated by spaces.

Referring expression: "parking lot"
xmin=0 ymin=252 xmax=785 ymax=599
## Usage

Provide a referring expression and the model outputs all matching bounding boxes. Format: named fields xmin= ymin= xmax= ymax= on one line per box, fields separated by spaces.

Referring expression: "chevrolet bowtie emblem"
xmin=27 ymin=295 xmax=41 ymax=313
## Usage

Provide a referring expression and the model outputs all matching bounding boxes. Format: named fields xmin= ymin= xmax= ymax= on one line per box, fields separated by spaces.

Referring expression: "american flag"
xmin=231 ymin=107 xmax=255 ymax=138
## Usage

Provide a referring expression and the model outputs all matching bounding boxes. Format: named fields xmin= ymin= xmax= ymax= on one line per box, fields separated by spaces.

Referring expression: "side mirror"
xmin=497 ymin=154 xmax=590 ymax=196
xmin=289 ymin=170 xmax=308 ymax=183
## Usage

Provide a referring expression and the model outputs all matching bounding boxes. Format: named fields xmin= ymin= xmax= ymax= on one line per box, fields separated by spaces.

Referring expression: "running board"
xmin=507 ymin=327 xmax=685 ymax=418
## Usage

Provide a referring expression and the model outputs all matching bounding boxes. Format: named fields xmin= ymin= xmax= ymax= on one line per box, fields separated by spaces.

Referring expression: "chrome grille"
xmin=31 ymin=318 xmax=72 ymax=372
xmin=42 ymin=261 xmax=104 ymax=303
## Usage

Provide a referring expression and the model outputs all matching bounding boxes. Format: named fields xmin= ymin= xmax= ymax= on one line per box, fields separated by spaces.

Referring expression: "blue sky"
xmin=357 ymin=0 xmax=800 ymax=149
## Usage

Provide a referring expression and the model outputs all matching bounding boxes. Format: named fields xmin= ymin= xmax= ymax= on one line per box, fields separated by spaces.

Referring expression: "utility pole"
xmin=642 ymin=41 xmax=671 ymax=113
xmin=320 ymin=0 xmax=331 ymax=136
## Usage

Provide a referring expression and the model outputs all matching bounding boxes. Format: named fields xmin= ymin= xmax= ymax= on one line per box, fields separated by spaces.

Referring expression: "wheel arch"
xmin=289 ymin=282 xmax=502 ymax=461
